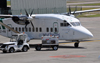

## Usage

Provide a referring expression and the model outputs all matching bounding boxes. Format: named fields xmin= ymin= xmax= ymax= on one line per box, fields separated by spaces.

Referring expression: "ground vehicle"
xmin=0 ymin=33 xmax=30 ymax=53
xmin=35 ymin=35 xmax=59 ymax=51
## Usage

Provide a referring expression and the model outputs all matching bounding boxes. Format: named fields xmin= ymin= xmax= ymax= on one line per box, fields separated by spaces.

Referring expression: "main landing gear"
xmin=74 ymin=40 xmax=80 ymax=48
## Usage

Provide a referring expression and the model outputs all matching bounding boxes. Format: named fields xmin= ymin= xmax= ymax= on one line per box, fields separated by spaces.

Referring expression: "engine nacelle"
xmin=12 ymin=16 xmax=20 ymax=21
xmin=11 ymin=15 xmax=33 ymax=25
xmin=11 ymin=16 xmax=28 ymax=25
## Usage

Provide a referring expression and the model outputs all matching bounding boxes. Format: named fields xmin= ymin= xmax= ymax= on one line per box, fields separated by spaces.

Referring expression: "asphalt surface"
xmin=0 ymin=17 xmax=100 ymax=63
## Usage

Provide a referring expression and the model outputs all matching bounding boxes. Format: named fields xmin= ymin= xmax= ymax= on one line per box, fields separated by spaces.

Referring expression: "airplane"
xmin=0 ymin=7 xmax=95 ymax=48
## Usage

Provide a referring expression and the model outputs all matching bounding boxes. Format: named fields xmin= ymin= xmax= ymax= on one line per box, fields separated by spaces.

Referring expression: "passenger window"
xmin=40 ymin=28 xmax=42 ymax=32
xmin=19 ymin=28 xmax=21 ymax=32
xmin=26 ymin=28 xmax=27 ymax=32
xmin=36 ymin=27 xmax=38 ymax=32
xmin=22 ymin=27 xmax=24 ymax=32
xmin=51 ymin=28 xmax=53 ymax=32
xmin=16 ymin=27 xmax=17 ymax=31
xmin=29 ymin=27 xmax=31 ymax=32
xmin=33 ymin=27 xmax=35 ymax=32
xmin=47 ymin=28 xmax=49 ymax=32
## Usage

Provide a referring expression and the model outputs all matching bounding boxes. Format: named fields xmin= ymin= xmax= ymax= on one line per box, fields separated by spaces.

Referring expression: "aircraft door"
xmin=7 ymin=24 xmax=12 ymax=37
xmin=53 ymin=22 xmax=59 ymax=33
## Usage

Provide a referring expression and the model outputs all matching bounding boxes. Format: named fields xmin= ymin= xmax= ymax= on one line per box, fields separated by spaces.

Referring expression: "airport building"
xmin=0 ymin=0 xmax=67 ymax=15
xmin=11 ymin=0 xmax=67 ymax=15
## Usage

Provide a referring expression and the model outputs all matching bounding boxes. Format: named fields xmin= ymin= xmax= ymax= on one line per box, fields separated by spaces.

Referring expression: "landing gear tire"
xmin=74 ymin=43 xmax=79 ymax=48
xmin=35 ymin=45 xmax=41 ymax=51
xmin=9 ymin=48 xmax=15 ymax=53
xmin=22 ymin=46 xmax=28 ymax=52
xmin=52 ymin=45 xmax=58 ymax=50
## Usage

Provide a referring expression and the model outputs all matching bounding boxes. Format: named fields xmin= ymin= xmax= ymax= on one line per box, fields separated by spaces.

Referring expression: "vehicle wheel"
xmin=22 ymin=46 xmax=28 ymax=52
xmin=3 ymin=51 xmax=7 ymax=53
xmin=74 ymin=43 xmax=79 ymax=48
xmin=52 ymin=45 xmax=58 ymax=50
xmin=9 ymin=48 xmax=15 ymax=53
xmin=35 ymin=45 xmax=41 ymax=51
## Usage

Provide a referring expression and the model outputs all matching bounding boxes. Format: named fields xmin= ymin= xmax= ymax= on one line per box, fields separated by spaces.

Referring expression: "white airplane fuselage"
xmin=0 ymin=14 xmax=93 ymax=41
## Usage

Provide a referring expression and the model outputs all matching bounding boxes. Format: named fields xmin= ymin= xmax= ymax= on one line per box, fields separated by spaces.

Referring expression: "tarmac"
xmin=0 ymin=17 xmax=100 ymax=63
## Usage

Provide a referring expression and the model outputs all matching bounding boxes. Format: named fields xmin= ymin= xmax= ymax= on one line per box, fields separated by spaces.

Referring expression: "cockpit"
xmin=70 ymin=22 xmax=81 ymax=26
xmin=60 ymin=20 xmax=71 ymax=27
xmin=60 ymin=20 xmax=81 ymax=27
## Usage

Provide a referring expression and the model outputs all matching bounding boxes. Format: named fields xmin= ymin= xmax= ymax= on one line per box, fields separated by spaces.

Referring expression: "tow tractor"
xmin=0 ymin=33 xmax=30 ymax=53
xmin=35 ymin=35 xmax=59 ymax=51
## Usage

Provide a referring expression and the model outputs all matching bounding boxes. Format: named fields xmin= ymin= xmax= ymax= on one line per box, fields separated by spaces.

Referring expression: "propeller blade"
xmin=73 ymin=6 xmax=77 ymax=14
xmin=67 ymin=5 xmax=71 ymax=15
xmin=30 ymin=9 xmax=34 ymax=16
xmin=25 ymin=20 xmax=30 ymax=29
xmin=30 ymin=21 xmax=34 ymax=28
xmin=24 ymin=9 xmax=34 ymax=29
xmin=25 ymin=9 xmax=29 ymax=17
xmin=69 ymin=5 xmax=71 ymax=14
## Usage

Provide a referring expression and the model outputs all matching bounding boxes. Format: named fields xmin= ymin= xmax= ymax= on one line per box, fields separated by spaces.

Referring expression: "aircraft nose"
xmin=82 ymin=29 xmax=93 ymax=39
xmin=72 ymin=26 xmax=93 ymax=39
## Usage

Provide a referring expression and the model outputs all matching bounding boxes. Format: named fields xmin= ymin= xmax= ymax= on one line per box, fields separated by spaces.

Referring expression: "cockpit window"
xmin=71 ymin=22 xmax=80 ymax=26
xmin=60 ymin=23 xmax=70 ymax=27
xmin=60 ymin=20 xmax=70 ymax=27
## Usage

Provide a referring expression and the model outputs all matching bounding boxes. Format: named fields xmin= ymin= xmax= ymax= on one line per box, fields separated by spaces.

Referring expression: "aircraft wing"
xmin=71 ymin=8 xmax=100 ymax=14
xmin=0 ymin=15 xmax=13 ymax=18
xmin=62 ymin=8 xmax=100 ymax=15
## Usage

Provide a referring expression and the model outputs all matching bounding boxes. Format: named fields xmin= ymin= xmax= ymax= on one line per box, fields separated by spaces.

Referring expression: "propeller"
xmin=68 ymin=5 xmax=71 ymax=15
xmin=30 ymin=9 xmax=34 ymax=16
xmin=25 ymin=9 xmax=29 ymax=16
xmin=24 ymin=9 xmax=34 ymax=29
xmin=73 ymin=6 xmax=77 ymax=15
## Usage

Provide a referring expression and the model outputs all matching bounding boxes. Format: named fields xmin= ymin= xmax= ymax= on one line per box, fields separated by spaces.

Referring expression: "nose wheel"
xmin=74 ymin=40 xmax=79 ymax=48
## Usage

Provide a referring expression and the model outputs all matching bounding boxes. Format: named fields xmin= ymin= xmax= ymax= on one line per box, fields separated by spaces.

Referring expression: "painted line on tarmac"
xmin=50 ymin=55 xmax=86 ymax=59
xmin=59 ymin=40 xmax=100 ymax=45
